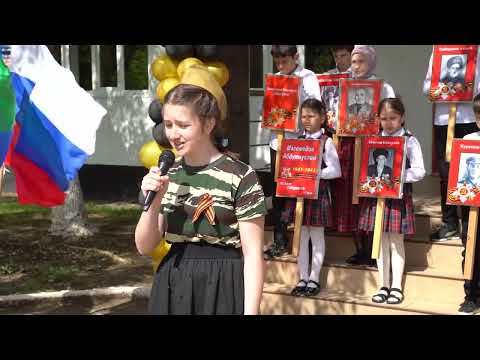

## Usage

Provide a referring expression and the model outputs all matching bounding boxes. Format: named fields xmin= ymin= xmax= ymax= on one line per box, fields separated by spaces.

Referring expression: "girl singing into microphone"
xmin=135 ymin=65 xmax=267 ymax=315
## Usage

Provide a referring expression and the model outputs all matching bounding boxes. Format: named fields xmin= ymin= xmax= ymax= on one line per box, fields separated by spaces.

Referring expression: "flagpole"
xmin=0 ymin=165 xmax=5 ymax=196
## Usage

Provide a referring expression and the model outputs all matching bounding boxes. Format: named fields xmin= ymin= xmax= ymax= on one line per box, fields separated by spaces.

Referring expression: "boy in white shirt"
xmin=328 ymin=45 xmax=353 ymax=74
xmin=423 ymin=47 xmax=480 ymax=241
xmin=458 ymin=93 xmax=480 ymax=314
xmin=264 ymin=45 xmax=322 ymax=258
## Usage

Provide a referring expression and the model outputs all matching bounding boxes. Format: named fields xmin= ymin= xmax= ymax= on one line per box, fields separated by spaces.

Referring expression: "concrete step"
xmin=265 ymin=256 xmax=465 ymax=305
xmin=324 ymin=235 xmax=463 ymax=275
xmin=264 ymin=230 xmax=464 ymax=276
xmin=261 ymin=282 xmax=459 ymax=315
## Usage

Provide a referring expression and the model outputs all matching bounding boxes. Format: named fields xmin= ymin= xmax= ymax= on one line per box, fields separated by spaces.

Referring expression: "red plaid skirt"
xmin=357 ymin=188 xmax=415 ymax=235
xmin=280 ymin=180 xmax=333 ymax=227
xmin=331 ymin=137 xmax=359 ymax=232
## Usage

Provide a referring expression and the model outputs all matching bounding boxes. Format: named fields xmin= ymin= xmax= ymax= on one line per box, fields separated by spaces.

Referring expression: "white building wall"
xmin=86 ymin=45 xmax=163 ymax=167
xmin=373 ymin=45 xmax=433 ymax=174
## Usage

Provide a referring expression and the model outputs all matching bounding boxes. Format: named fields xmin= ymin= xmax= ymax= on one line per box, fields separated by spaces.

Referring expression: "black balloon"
xmin=148 ymin=99 xmax=163 ymax=124
xmin=152 ymin=123 xmax=172 ymax=148
xmin=194 ymin=45 xmax=218 ymax=60
xmin=165 ymin=45 xmax=194 ymax=60
xmin=215 ymin=135 xmax=229 ymax=150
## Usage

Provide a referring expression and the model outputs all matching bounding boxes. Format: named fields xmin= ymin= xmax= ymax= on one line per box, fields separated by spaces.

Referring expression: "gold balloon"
xmin=205 ymin=61 xmax=230 ymax=87
xmin=139 ymin=141 xmax=178 ymax=169
xmin=177 ymin=57 xmax=205 ymax=79
xmin=139 ymin=140 xmax=163 ymax=169
xmin=149 ymin=238 xmax=171 ymax=273
xmin=151 ymin=54 xmax=179 ymax=82
xmin=156 ymin=77 xmax=180 ymax=103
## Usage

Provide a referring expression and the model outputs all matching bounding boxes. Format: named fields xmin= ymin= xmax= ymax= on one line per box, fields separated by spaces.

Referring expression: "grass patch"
xmin=0 ymin=196 xmax=153 ymax=296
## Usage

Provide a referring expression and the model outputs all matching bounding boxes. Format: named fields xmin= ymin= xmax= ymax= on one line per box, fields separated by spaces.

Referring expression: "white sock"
xmin=377 ymin=232 xmax=391 ymax=288
xmin=307 ymin=226 xmax=325 ymax=286
xmin=390 ymin=233 xmax=405 ymax=291
xmin=297 ymin=226 xmax=310 ymax=282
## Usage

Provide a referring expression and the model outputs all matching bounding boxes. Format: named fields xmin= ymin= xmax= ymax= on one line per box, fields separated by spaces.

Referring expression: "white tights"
xmin=377 ymin=232 xmax=405 ymax=290
xmin=297 ymin=226 xmax=325 ymax=286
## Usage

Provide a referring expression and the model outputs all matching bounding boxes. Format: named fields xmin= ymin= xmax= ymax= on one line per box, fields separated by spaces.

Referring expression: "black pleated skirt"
xmin=149 ymin=241 xmax=244 ymax=315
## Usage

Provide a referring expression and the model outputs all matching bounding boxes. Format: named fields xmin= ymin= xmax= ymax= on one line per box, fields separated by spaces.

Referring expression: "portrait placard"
xmin=317 ymin=73 xmax=350 ymax=130
xmin=447 ymin=139 xmax=480 ymax=206
xmin=276 ymin=139 xmax=322 ymax=199
xmin=357 ymin=136 xmax=407 ymax=199
xmin=337 ymin=79 xmax=383 ymax=136
xmin=430 ymin=45 xmax=478 ymax=103
xmin=262 ymin=74 xmax=301 ymax=133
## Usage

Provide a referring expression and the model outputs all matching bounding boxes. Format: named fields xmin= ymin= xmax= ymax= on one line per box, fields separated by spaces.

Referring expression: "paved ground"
xmin=0 ymin=297 xmax=149 ymax=315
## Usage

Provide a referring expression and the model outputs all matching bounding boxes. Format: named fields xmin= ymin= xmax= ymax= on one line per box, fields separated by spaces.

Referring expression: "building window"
xmin=249 ymin=45 xmax=263 ymax=89
xmin=124 ymin=45 xmax=147 ymax=90
xmin=78 ymin=45 xmax=92 ymax=90
xmin=47 ymin=45 xmax=62 ymax=65
xmin=100 ymin=45 xmax=117 ymax=87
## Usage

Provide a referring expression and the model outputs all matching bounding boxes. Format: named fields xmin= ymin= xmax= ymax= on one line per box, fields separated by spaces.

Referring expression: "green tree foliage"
xmin=125 ymin=45 xmax=147 ymax=90
xmin=305 ymin=46 xmax=336 ymax=74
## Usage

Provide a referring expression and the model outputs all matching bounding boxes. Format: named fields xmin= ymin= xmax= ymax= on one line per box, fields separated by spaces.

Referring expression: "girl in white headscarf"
xmin=332 ymin=45 xmax=396 ymax=266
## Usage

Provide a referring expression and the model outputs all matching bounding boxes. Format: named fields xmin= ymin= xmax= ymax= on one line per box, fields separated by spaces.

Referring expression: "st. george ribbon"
xmin=143 ymin=150 xmax=175 ymax=212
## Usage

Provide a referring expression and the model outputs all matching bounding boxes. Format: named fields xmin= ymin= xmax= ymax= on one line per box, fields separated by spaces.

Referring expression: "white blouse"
xmin=302 ymin=129 xmax=341 ymax=180
xmin=464 ymin=131 xmax=480 ymax=140
xmin=381 ymin=128 xmax=426 ymax=183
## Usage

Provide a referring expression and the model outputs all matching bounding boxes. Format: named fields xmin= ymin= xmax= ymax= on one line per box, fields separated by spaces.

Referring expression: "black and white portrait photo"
xmin=323 ymin=86 xmax=339 ymax=113
xmin=458 ymin=153 xmax=480 ymax=187
xmin=368 ymin=148 xmax=394 ymax=183
xmin=440 ymin=54 xmax=467 ymax=85
xmin=347 ymin=87 xmax=373 ymax=120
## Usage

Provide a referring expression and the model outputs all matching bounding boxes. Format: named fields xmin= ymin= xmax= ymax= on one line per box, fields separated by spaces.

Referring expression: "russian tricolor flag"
xmin=2 ymin=45 xmax=107 ymax=207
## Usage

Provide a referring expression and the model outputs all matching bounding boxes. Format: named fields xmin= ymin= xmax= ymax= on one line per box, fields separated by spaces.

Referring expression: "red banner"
xmin=447 ymin=139 xmax=480 ymax=206
xmin=430 ymin=45 xmax=478 ymax=103
xmin=262 ymin=74 xmax=300 ymax=133
xmin=357 ymin=136 xmax=407 ymax=199
xmin=337 ymin=79 xmax=383 ymax=136
xmin=276 ymin=139 xmax=321 ymax=199
xmin=317 ymin=73 xmax=350 ymax=130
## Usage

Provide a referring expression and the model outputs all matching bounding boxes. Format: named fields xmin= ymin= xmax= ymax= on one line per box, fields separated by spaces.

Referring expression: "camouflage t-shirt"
xmin=160 ymin=154 xmax=267 ymax=247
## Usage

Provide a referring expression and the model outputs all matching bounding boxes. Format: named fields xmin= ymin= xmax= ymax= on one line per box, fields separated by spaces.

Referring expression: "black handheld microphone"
xmin=143 ymin=149 xmax=176 ymax=212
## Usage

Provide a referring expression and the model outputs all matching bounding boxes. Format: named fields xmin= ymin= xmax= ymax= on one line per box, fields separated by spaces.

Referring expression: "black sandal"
xmin=386 ymin=288 xmax=404 ymax=304
xmin=372 ymin=287 xmax=390 ymax=303
xmin=291 ymin=280 xmax=308 ymax=296
xmin=303 ymin=280 xmax=321 ymax=297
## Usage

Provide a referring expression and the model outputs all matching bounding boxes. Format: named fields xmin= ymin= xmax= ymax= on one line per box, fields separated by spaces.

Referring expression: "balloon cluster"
xmin=138 ymin=45 xmax=230 ymax=170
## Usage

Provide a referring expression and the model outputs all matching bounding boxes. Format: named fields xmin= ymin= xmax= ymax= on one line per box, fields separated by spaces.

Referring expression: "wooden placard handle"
xmin=0 ymin=165 xmax=5 ymax=196
xmin=464 ymin=207 xmax=479 ymax=280
xmin=333 ymin=134 xmax=339 ymax=148
xmin=274 ymin=131 xmax=284 ymax=182
xmin=445 ymin=103 xmax=457 ymax=163
xmin=352 ymin=137 xmax=361 ymax=205
xmin=292 ymin=198 xmax=304 ymax=257
xmin=371 ymin=198 xmax=385 ymax=260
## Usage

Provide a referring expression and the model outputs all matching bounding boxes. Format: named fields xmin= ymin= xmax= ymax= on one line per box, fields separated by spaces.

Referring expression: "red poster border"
xmin=357 ymin=136 xmax=407 ymax=199
xmin=262 ymin=74 xmax=301 ymax=133
xmin=317 ymin=73 xmax=350 ymax=130
xmin=430 ymin=45 xmax=478 ymax=103
xmin=337 ymin=79 xmax=383 ymax=137
xmin=447 ymin=139 xmax=480 ymax=207
xmin=276 ymin=138 xmax=321 ymax=199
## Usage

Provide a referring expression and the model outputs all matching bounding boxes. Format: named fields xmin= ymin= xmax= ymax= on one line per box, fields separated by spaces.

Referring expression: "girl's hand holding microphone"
xmin=141 ymin=167 xmax=170 ymax=211
xmin=141 ymin=149 xmax=175 ymax=212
